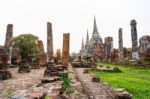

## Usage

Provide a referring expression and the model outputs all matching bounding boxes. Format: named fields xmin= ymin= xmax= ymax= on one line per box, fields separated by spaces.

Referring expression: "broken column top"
xmin=139 ymin=35 xmax=150 ymax=42
xmin=119 ymin=28 xmax=122 ymax=32
xmin=130 ymin=20 xmax=137 ymax=26
xmin=47 ymin=22 xmax=51 ymax=24
xmin=47 ymin=22 xmax=52 ymax=33
xmin=105 ymin=37 xmax=113 ymax=42
xmin=6 ymin=24 xmax=13 ymax=36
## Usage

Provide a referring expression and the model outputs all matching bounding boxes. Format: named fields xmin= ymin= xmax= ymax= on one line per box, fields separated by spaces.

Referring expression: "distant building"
xmin=80 ymin=16 xmax=104 ymax=60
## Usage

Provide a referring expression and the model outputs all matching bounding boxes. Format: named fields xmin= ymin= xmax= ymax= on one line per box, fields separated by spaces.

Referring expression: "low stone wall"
xmin=71 ymin=62 xmax=96 ymax=68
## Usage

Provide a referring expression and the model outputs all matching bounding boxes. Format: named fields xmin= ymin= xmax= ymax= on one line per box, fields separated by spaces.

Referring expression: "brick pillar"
xmin=119 ymin=28 xmax=124 ymax=62
xmin=47 ymin=22 xmax=54 ymax=63
xmin=130 ymin=20 xmax=139 ymax=61
xmin=56 ymin=49 xmax=61 ymax=60
xmin=4 ymin=24 xmax=13 ymax=65
xmin=62 ymin=33 xmax=70 ymax=66
xmin=38 ymin=40 xmax=46 ymax=66
xmin=104 ymin=37 xmax=113 ymax=62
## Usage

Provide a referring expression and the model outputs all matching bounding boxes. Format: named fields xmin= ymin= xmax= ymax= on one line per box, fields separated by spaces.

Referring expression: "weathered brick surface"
xmin=62 ymin=33 xmax=70 ymax=66
xmin=0 ymin=68 xmax=45 ymax=99
xmin=139 ymin=35 xmax=150 ymax=53
xmin=111 ymin=49 xmax=120 ymax=64
xmin=104 ymin=37 xmax=113 ymax=61
xmin=38 ymin=40 xmax=46 ymax=66
xmin=75 ymin=68 xmax=115 ymax=99
xmin=47 ymin=22 xmax=54 ymax=63
xmin=130 ymin=20 xmax=138 ymax=52
xmin=56 ymin=49 xmax=61 ymax=60
xmin=119 ymin=28 xmax=124 ymax=62
xmin=4 ymin=24 xmax=13 ymax=64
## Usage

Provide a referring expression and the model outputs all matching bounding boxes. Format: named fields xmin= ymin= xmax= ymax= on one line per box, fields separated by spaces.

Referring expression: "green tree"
xmin=70 ymin=52 xmax=77 ymax=61
xmin=12 ymin=34 xmax=39 ymax=63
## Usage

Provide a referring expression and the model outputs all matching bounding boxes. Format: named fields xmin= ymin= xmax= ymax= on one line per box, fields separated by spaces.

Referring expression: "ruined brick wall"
xmin=92 ymin=43 xmax=104 ymax=60
xmin=0 ymin=46 xmax=4 ymax=64
xmin=62 ymin=33 xmax=70 ymax=66
xmin=11 ymin=47 xmax=21 ymax=64
xmin=144 ymin=48 xmax=150 ymax=61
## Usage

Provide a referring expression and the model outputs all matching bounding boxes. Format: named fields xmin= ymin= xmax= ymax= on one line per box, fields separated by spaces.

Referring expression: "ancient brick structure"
xmin=80 ymin=38 xmax=84 ymax=57
xmin=4 ymin=24 xmax=13 ymax=65
xmin=130 ymin=20 xmax=138 ymax=51
xmin=11 ymin=47 xmax=21 ymax=64
xmin=62 ymin=33 xmax=70 ymax=66
xmin=54 ymin=49 xmax=61 ymax=64
xmin=123 ymin=47 xmax=132 ymax=64
xmin=111 ymin=49 xmax=120 ymax=64
xmin=80 ymin=16 xmax=103 ymax=60
xmin=139 ymin=35 xmax=150 ymax=52
xmin=47 ymin=22 xmax=54 ymax=63
xmin=92 ymin=43 xmax=104 ymax=61
xmin=130 ymin=20 xmax=139 ymax=61
xmin=0 ymin=46 xmax=5 ymax=64
xmin=119 ymin=28 xmax=124 ymax=62
xmin=18 ymin=61 xmax=31 ymax=73
xmin=0 ymin=46 xmax=11 ymax=80
xmin=104 ymin=37 xmax=113 ymax=62
xmin=38 ymin=40 xmax=46 ymax=66
xmin=144 ymin=48 xmax=150 ymax=61
xmin=56 ymin=49 xmax=61 ymax=60
xmin=84 ymin=30 xmax=90 ymax=57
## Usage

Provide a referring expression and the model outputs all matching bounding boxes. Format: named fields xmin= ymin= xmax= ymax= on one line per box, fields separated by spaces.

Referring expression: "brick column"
xmin=62 ymin=33 xmax=70 ymax=66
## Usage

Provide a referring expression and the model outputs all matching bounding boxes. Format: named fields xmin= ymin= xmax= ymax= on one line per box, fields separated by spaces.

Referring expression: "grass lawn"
xmin=91 ymin=63 xmax=150 ymax=99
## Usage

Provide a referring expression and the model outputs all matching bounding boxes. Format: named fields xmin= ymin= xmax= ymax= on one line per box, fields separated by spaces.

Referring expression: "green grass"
xmin=91 ymin=63 xmax=150 ymax=99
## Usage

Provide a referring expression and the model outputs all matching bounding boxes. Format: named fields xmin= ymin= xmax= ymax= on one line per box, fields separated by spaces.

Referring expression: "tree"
xmin=12 ymin=34 xmax=39 ymax=63
xmin=70 ymin=52 xmax=77 ymax=62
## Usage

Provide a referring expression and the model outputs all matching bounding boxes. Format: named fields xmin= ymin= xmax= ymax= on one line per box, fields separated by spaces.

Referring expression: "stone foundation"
xmin=115 ymin=88 xmax=132 ymax=99
xmin=31 ymin=63 xmax=40 ymax=69
xmin=0 ymin=69 xmax=11 ymax=80
xmin=18 ymin=64 xmax=31 ymax=73
xmin=71 ymin=62 xmax=96 ymax=68
xmin=44 ymin=64 xmax=65 ymax=77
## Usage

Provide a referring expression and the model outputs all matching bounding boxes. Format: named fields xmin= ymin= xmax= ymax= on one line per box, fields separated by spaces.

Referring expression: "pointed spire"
xmin=81 ymin=38 xmax=84 ymax=50
xmin=93 ymin=15 xmax=99 ymax=34
xmin=85 ymin=30 xmax=89 ymax=46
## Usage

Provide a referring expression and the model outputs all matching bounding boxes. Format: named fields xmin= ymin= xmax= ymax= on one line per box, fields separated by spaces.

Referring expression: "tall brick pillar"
xmin=38 ymin=40 xmax=46 ymax=66
xmin=62 ymin=33 xmax=70 ymax=66
xmin=4 ymin=24 xmax=13 ymax=65
xmin=47 ymin=22 xmax=54 ymax=63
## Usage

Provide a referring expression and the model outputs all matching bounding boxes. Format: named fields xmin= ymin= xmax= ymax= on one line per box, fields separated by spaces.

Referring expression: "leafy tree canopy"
xmin=12 ymin=34 xmax=39 ymax=63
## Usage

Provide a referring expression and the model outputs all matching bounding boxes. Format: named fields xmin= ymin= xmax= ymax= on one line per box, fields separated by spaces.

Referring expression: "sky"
xmin=0 ymin=0 xmax=150 ymax=53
